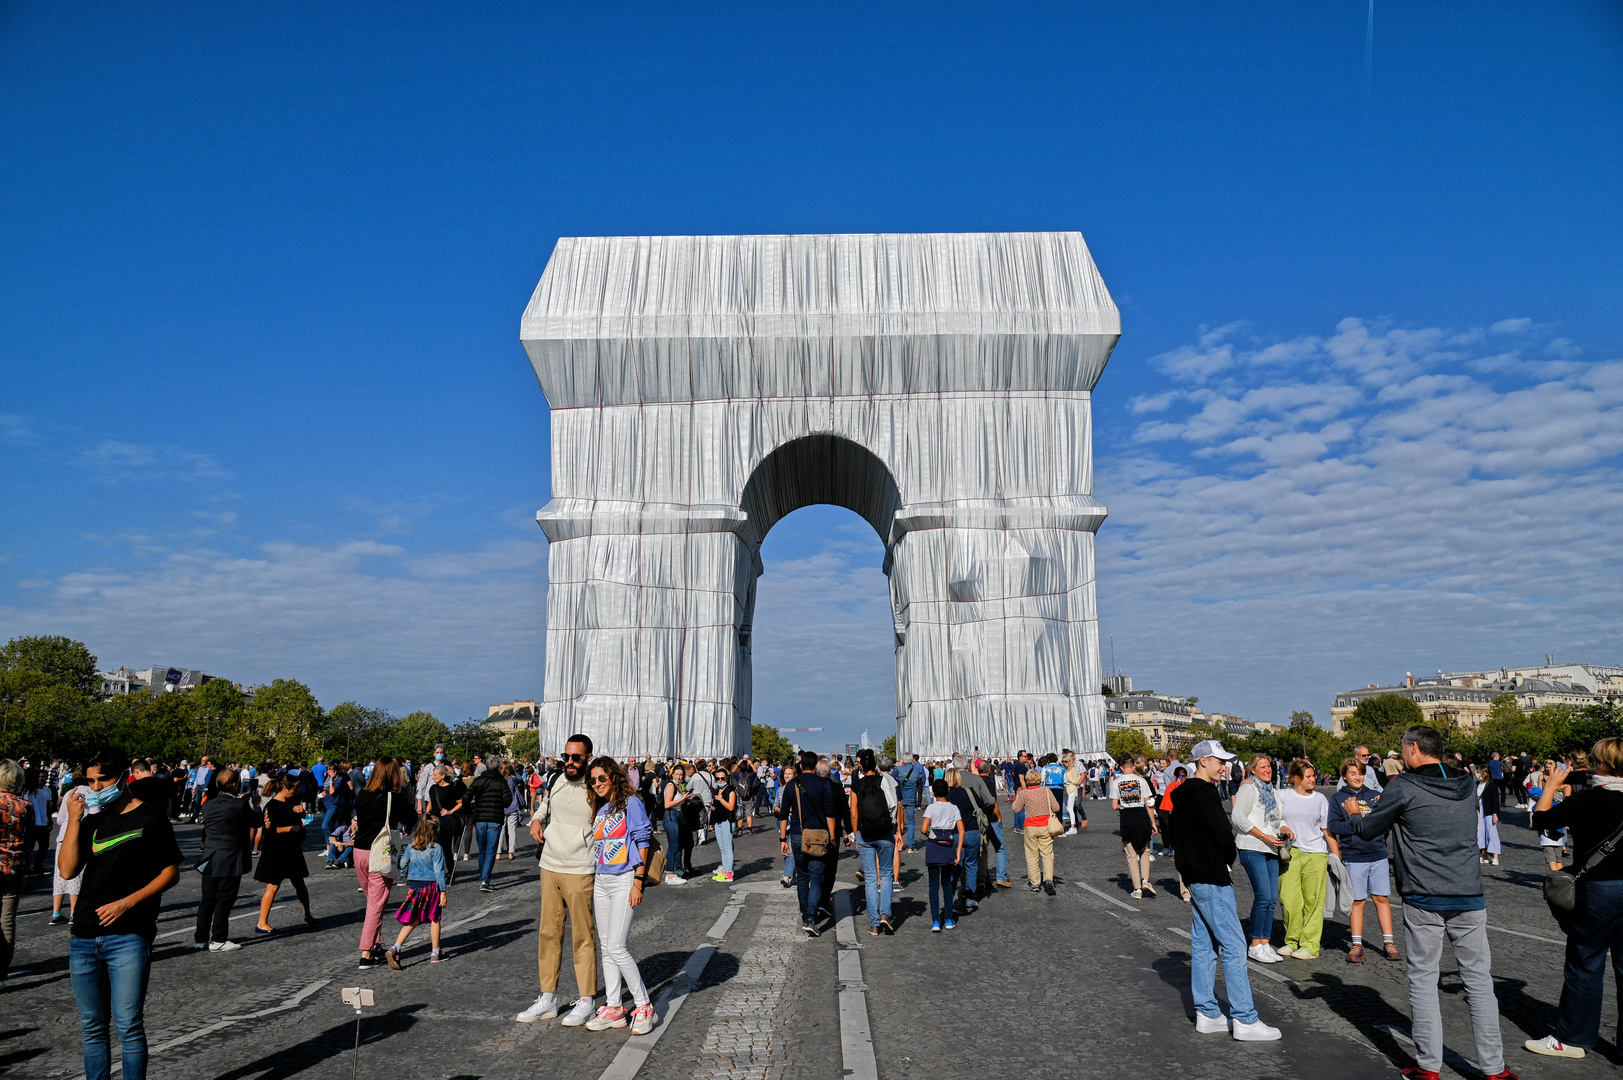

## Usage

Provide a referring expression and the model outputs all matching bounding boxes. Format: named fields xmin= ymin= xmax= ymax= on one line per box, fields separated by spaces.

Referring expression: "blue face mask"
xmin=84 ymin=782 xmax=122 ymax=809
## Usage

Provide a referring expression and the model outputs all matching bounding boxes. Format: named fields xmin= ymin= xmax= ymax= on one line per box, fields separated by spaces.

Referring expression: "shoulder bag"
xmin=368 ymin=791 xmax=408 ymax=877
xmin=1044 ymin=791 xmax=1066 ymax=837
xmin=794 ymin=781 xmax=831 ymax=857
xmin=1545 ymin=807 xmax=1623 ymax=924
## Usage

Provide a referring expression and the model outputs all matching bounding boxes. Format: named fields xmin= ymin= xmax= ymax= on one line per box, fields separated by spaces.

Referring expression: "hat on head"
xmin=1189 ymin=739 xmax=1237 ymax=762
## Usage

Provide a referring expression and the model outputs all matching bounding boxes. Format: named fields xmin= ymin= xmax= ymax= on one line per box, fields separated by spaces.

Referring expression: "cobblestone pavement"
xmin=1 ymin=798 xmax=1612 ymax=1079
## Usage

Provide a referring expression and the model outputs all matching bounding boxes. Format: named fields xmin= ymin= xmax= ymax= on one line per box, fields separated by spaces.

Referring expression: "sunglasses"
xmin=562 ymin=753 xmax=589 ymax=763
xmin=590 ymin=773 xmax=611 ymax=785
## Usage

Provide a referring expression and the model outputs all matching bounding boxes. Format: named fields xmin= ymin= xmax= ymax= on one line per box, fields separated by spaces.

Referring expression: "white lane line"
xmin=1375 ymin=1024 xmax=1480 ymax=1077
xmin=1073 ymin=879 xmax=1139 ymax=912
xmin=1487 ymin=924 xmax=1564 ymax=946
xmin=596 ymin=887 xmax=753 ymax=1080
xmin=837 ymin=945 xmax=879 ymax=1080
xmin=1166 ymin=926 xmax=1297 ymax=987
xmin=441 ymin=903 xmax=508 ymax=932
xmin=833 ymin=885 xmax=859 ymax=945
xmin=91 ymin=978 xmax=333 ymax=1076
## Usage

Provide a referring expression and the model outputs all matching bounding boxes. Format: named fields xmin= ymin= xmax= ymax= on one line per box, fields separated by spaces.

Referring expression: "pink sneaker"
xmin=585 ymin=1004 xmax=628 ymax=1031
xmin=630 ymin=1004 xmax=656 ymax=1035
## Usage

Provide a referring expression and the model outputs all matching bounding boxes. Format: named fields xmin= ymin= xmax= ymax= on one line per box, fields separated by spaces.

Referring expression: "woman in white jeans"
xmin=585 ymin=758 xmax=656 ymax=1035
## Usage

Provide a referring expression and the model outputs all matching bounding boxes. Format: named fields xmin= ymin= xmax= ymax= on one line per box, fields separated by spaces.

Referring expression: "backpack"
xmin=853 ymin=775 xmax=893 ymax=840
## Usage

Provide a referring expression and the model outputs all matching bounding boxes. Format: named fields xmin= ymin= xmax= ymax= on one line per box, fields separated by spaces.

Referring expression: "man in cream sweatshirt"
xmin=516 ymin=733 xmax=599 ymax=1027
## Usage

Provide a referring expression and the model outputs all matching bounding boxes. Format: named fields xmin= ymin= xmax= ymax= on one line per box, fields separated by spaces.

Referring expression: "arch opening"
xmin=739 ymin=434 xmax=903 ymax=550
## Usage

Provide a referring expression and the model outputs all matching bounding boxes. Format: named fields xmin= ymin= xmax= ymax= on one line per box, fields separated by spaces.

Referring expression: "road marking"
xmin=596 ymin=886 xmax=762 ymax=1080
xmin=1486 ymin=924 xmax=1564 ymax=946
xmin=441 ymin=903 xmax=507 ymax=932
xmin=1374 ymin=1024 xmax=1480 ymax=1076
xmin=91 ymin=979 xmax=332 ymax=1077
xmin=1073 ymin=879 xmax=1139 ymax=912
xmin=837 ymin=945 xmax=880 ymax=1080
xmin=833 ymin=884 xmax=860 ymax=945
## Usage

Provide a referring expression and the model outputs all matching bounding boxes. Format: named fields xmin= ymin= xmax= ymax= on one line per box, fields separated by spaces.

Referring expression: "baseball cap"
xmin=1189 ymin=739 xmax=1237 ymax=762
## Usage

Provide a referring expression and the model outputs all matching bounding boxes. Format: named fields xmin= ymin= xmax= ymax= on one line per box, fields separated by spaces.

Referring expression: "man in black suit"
xmin=194 ymin=768 xmax=254 ymax=952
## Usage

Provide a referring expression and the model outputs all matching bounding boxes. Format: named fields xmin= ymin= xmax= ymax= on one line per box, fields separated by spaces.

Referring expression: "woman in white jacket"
xmin=1230 ymin=754 xmax=1293 ymax=963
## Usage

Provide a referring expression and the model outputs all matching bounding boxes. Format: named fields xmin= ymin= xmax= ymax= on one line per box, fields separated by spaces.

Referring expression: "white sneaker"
xmin=560 ymin=996 xmax=595 ymax=1027
xmin=1248 ymin=943 xmax=1283 ymax=964
xmin=1273 ymin=945 xmax=1299 ymax=959
xmin=1063 ymin=828 xmax=1078 ymax=836
xmin=1524 ymin=1035 xmax=1584 ymax=1058
xmin=516 ymin=993 xmax=559 ymax=1022
xmin=1232 ymin=1018 xmax=1282 ymax=1041
xmin=666 ymin=872 xmax=686 ymax=885
xmin=1194 ymin=1011 xmax=1229 ymax=1034
xmin=209 ymin=940 xmax=241 ymax=952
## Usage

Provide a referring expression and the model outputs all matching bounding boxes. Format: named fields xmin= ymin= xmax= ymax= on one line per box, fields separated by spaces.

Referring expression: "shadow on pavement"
xmin=209 ymin=1004 xmax=426 ymax=1080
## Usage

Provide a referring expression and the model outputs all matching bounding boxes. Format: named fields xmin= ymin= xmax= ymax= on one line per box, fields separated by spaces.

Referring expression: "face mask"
xmin=435 ymin=754 xmax=445 ymax=762
xmin=84 ymin=782 xmax=122 ymax=809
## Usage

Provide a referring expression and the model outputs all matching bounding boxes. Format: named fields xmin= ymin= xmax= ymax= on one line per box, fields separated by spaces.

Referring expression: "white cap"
xmin=1190 ymin=739 xmax=1237 ymax=762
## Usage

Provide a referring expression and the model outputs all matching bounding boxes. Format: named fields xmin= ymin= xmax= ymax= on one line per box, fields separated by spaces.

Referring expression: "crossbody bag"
xmin=1545 ymin=805 xmax=1623 ymax=923
xmin=793 ymin=781 xmax=831 ymax=857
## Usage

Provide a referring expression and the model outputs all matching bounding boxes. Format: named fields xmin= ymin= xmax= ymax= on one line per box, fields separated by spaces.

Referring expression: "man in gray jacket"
xmin=1345 ymin=726 xmax=1513 ymax=1080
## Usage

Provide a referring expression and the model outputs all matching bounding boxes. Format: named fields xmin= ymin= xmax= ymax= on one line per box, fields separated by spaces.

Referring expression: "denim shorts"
xmin=1347 ymin=858 xmax=1390 ymax=900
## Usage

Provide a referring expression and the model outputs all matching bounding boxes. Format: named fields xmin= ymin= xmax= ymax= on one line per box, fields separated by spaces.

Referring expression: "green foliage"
xmin=0 ymin=635 xmax=100 ymax=696
xmin=381 ymin=711 xmax=452 ymax=764
xmin=325 ymin=701 xmax=393 ymax=762
xmin=751 ymin=723 xmax=794 ymax=764
xmin=449 ymin=720 xmax=506 ymax=763
xmin=1343 ymin=694 xmax=1425 ymax=750
xmin=881 ymin=733 xmax=898 ymax=760
xmin=225 ymin=679 xmax=323 ymax=766
xmin=1106 ymin=728 xmax=1153 ymax=762
xmin=507 ymin=728 xmax=541 ymax=763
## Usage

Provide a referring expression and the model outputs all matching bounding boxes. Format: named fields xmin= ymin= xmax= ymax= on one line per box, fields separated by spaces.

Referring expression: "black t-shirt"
xmin=73 ymin=801 xmax=183 ymax=941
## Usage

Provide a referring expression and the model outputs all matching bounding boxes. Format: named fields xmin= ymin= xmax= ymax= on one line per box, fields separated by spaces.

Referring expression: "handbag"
xmin=368 ymin=791 xmax=407 ymax=877
xmin=1545 ymin=812 xmax=1623 ymax=922
xmin=924 ymin=827 xmax=957 ymax=865
xmin=643 ymin=834 xmax=666 ymax=885
xmin=793 ymin=782 xmax=831 ymax=858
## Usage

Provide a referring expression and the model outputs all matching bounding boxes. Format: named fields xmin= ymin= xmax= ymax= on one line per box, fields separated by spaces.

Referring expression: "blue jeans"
xmin=1188 ymin=882 xmax=1258 ymax=1024
xmin=70 ymin=933 xmax=152 ymax=1080
xmin=988 ymin=821 xmax=1010 ymax=883
xmin=1556 ymin=878 xmax=1623 ymax=1048
xmin=927 ymin=863 xmax=958 ymax=922
xmin=960 ymin=829 xmax=981 ymax=898
xmin=856 ymin=837 xmax=894 ymax=925
xmin=475 ymin=821 xmax=502 ymax=883
xmin=791 ymin=833 xmax=827 ymax=924
xmin=1237 ymin=849 xmax=1281 ymax=942
xmin=714 ymin=819 xmax=734 ymax=874
xmin=903 ymin=803 xmax=919 ymax=849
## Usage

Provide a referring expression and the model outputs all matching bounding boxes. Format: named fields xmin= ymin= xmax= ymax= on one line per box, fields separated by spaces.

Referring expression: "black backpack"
xmin=853 ymin=775 xmax=892 ymax=840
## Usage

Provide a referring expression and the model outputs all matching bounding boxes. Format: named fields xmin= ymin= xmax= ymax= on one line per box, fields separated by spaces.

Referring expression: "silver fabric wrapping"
xmin=522 ymin=233 xmax=1119 ymax=759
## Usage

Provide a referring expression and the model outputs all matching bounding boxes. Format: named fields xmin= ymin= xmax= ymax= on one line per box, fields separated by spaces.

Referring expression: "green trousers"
xmin=1278 ymin=850 xmax=1327 ymax=956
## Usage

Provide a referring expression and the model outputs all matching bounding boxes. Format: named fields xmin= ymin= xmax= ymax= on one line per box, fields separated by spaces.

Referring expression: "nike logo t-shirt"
xmin=72 ymin=801 xmax=184 ymax=941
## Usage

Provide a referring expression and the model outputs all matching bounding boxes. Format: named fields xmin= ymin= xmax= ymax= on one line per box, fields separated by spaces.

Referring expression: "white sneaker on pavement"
xmin=1525 ymin=1035 xmax=1584 ymax=1058
xmin=209 ymin=940 xmax=241 ymax=952
xmin=516 ymin=993 xmax=559 ymax=1022
xmin=560 ymin=996 xmax=596 ymax=1027
xmin=1248 ymin=943 xmax=1283 ymax=964
xmin=1232 ymin=1019 xmax=1282 ymax=1042
xmin=1194 ymin=1011 xmax=1229 ymax=1034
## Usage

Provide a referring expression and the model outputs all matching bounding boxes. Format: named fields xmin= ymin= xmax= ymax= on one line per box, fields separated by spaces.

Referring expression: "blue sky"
xmin=3 ymin=3 xmax=1620 ymax=748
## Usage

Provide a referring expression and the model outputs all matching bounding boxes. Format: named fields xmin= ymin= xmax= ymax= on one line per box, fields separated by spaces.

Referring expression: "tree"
xmin=225 ymin=679 xmax=323 ymax=765
xmin=382 ymin=711 xmax=452 ymax=765
xmin=751 ymin=723 xmax=794 ymax=764
xmin=507 ymin=728 xmax=541 ymax=763
xmin=450 ymin=720 xmax=505 ymax=762
xmin=325 ymin=701 xmax=392 ymax=762
xmin=881 ymin=733 xmax=898 ymax=760
xmin=1289 ymin=710 xmax=1316 ymax=760
xmin=1106 ymin=728 xmax=1153 ymax=762
xmin=1343 ymin=694 xmax=1425 ymax=752
xmin=0 ymin=635 xmax=100 ymax=696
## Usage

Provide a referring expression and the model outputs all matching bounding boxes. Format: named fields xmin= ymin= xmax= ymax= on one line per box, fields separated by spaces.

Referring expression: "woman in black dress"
xmin=429 ymin=765 xmax=466 ymax=887
xmin=254 ymin=774 xmax=317 ymax=932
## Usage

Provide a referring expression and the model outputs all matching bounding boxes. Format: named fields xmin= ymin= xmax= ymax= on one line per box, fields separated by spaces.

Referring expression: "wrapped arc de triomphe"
xmin=521 ymin=232 xmax=1119 ymax=760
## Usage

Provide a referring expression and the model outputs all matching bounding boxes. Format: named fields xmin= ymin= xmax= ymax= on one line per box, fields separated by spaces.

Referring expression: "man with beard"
xmin=517 ymin=734 xmax=599 ymax=1027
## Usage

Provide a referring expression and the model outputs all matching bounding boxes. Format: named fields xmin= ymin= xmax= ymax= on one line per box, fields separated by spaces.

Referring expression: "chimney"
xmin=1406 ymin=672 xmax=1415 ymax=688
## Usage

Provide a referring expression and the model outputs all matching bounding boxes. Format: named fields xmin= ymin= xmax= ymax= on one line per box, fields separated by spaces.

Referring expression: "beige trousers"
xmin=538 ymin=868 xmax=597 ymax=996
xmin=1023 ymin=828 xmax=1055 ymax=885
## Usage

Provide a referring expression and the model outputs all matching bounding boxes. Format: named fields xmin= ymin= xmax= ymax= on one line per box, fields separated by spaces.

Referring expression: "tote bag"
xmin=367 ymin=792 xmax=409 ymax=877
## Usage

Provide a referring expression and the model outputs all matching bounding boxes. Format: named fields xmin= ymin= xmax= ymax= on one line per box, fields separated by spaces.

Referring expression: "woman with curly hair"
xmin=585 ymin=757 xmax=656 ymax=1034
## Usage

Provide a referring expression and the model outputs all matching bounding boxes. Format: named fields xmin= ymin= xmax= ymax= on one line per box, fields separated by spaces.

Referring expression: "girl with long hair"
xmin=386 ymin=814 xmax=447 ymax=967
xmin=351 ymin=757 xmax=417 ymax=968
xmin=585 ymin=757 xmax=655 ymax=1034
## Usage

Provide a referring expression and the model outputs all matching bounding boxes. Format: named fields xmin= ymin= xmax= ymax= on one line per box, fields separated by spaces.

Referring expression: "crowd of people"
xmin=0 ymin=729 xmax=1619 ymax=1080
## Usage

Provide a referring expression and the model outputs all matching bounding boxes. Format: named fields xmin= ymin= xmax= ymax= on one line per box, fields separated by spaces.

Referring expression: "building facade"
xmin=1116 ymin=691 xmax=1197 ymax=751
xmin=484 ymin=700 xmax=539 ymax=744
xmin=1330 ymin=674 xmax=1498 ymax=735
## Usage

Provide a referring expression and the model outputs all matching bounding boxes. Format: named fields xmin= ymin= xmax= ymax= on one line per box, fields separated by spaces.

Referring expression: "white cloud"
xmin=1490 ymin=317 xmax=1533 ymax=334
xmin=1097 ymin=318 xmax=1623 ymax=723
xmin=76 ymin=439 xmax=230 ymax=482
xmin=0 ymin=535 xmax=550 ymax=723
